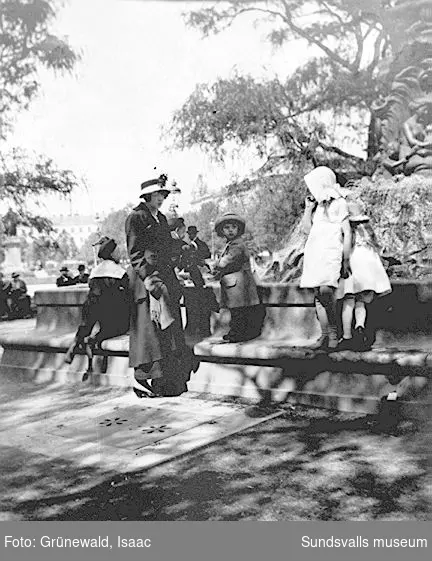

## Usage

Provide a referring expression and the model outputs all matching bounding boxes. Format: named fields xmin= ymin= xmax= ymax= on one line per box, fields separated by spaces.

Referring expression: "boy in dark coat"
xmin=213 ymin=213 xmax=264 ymax=343
xmin=185 ymin=225 xmax=211 ymax=288
xmin=0 ymin=272 xmax=11 ymax=318
xmin=74 ymin=264 xmax=90 ymax=284
xmin=167 ymin=216 xmax=190 ymax=273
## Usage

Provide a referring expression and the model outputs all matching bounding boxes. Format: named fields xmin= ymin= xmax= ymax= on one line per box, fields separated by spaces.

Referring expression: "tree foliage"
xmin=0 ymin=0 xmax=81 ymax=236
xmin=0 ymin=0 xmax=79 ymax=138
xmin=171 ymin=1 xmax=427 ymax=168
xmin=23 ymin=229 xmax=78 ymax=267
xmin=0 ymin=148 xmax=81 ymax=233
xmin=182 ymin=166 xmax=311 ymax=254
xmin=170 ymin=71 xmax=368 ymax=170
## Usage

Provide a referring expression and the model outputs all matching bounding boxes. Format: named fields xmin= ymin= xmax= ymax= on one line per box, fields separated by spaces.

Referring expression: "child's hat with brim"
xmin=214 ymin=213 xmax=246 ymax=237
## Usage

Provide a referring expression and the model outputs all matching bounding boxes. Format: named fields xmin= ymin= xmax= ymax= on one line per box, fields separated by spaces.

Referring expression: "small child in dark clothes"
xmin=212 ymin=213 xmax=264 ymax=343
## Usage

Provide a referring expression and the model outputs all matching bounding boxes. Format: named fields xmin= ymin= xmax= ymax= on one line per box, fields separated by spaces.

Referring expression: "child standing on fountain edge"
xmin=212 ymin=213 xmax=264 ymax=343
xmin=300 ymin=167 xmax=352 ymax=350
xmin=336 ymin=200 xmax=392 ymax=351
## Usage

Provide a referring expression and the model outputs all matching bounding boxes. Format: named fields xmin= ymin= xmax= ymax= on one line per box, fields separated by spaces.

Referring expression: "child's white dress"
xmin=300 ymin=197 xmax=349 ymax=289
xmin=336 ymin=224 xmax=392 ymax=299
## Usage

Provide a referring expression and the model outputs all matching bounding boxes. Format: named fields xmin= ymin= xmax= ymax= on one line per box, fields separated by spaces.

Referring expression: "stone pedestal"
xmin=1 ymin=236 xmax=23 ymax=275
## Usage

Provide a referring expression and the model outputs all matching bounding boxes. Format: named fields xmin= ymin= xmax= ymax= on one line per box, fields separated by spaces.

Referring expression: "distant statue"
xmin=2 ymin=209 xmax=20 ymax=237
xmin=400 ymin=99 xmax=432 ymax=174
xmin=371 ymin=41 xmax=432 ymax=177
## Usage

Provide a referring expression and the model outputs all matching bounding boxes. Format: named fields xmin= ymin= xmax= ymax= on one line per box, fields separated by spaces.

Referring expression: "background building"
xmin=51 ymin=213 xmax=105 ymax=249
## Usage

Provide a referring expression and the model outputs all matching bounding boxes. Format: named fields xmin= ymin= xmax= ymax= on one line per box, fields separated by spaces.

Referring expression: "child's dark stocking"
xmin=313 ymin=298 xmax=329 ymax=346
xmin=317 ymin=286 xmax=338 ymax=349
xmin=224 ymin=307 xmax=247 ymax=342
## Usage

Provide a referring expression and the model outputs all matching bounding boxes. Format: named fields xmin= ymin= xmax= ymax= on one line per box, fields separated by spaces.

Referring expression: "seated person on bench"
xmin=9 ymin=272 xmax=31 ymax=318
xmin=64 ymin=236 xmax=130 ymax=369
xmin=0 ymin=272 xmax=12 ymax=318
xmin=56 ymin=266 xmax=76 ymax=287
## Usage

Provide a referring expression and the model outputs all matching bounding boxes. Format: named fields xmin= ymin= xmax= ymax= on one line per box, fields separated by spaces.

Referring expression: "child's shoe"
xmin=64 ymin=345 xmax=76 ymax=365
xmin=223 ymin=334 xmax=247 ymax=343
xmin=327 ymin=326 xmax=339 ymax=350
xmin=353 ymin=326 xmax=370 ymax=351
xmin=336 ymin=337 xmax=354 ymax=351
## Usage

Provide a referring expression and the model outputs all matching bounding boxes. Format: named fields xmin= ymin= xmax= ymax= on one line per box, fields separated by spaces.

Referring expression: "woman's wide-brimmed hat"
xmin=214 ymin=213 xmax=246 ymax=237
xmin=140 ymin=173 xmax=171 ymax=197
xmin=347 ymin=200 xmax=369 ymax=223
xmin=92 ymin=236 xmax=117 ymax=259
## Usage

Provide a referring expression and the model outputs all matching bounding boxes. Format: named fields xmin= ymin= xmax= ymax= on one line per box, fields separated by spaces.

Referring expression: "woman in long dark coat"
xmin=125 ymin=174 xmax=194 ymax=398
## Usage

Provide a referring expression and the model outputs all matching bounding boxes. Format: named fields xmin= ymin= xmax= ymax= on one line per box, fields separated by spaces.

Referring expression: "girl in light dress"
xmin=336 ymin=200 xmax=392 ymax=350
xmin=300 ymin=167 xmax=352 ymax=350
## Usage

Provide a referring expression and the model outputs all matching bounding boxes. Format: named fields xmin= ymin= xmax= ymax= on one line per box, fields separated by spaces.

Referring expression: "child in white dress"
xmin=300 ymin=167 xmax=352 ymax=350
xmin=336 ymin=201 xmax=392 ymax=350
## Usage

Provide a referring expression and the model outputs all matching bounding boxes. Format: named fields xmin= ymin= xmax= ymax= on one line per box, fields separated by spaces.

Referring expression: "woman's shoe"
xmin=133 ymin=379 xmax=162 ymax=398
xmin=133 ymin=387 xmax=151 ymax=399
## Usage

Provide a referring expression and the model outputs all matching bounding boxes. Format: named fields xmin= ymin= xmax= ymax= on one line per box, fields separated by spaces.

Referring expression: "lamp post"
xmin=168 ymin=179 xmax=181 ymax=218
xmin=209 ymin=220 xmax=215 ymax=259
xmin=92 ymin=213 xmax=101 ymax=267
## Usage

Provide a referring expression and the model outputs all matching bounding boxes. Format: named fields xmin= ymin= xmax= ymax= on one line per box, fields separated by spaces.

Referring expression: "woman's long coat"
xmin=125 ymin=203 xmax=183 ymax=369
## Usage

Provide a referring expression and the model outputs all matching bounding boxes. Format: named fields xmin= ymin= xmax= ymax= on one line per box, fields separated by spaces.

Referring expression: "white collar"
xmin=90 ymin=260 xmax=125 ymax=280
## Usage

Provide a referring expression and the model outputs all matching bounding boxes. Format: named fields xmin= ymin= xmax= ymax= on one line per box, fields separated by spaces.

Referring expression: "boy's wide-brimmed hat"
xmin=59 ymin=266 xmax=69 ymax=273
xmin=92 ymin=236 xmax=117 ymax=258
xmin=140 ymin=173 xmax=171 ymax=197
xmin=187 ymin=225 xmax=198 ymax=234
xmin=214 ymin=213 xmax=246 ymax=237
xmin=347 ymin=200 xmax=369 ymax=223
xmin=11 ymin=272 xmax=20 ymax=278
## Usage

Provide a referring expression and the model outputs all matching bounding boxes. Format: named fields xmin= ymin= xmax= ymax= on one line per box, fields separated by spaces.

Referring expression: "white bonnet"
xmin=304 ymin=166 xmax=348 ymax=203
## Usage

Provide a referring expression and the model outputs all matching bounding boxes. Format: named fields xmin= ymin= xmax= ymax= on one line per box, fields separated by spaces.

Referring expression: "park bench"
xmin=0 ymin=281 xmax=430 ymax=413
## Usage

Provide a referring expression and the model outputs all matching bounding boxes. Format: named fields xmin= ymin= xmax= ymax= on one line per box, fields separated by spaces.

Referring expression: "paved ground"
xmin=0 ymin=374 xmax=430 ymax=521
xmin=0 ymin=378 xmax=282 ymax=473
xmin=0 ymin=373 xmax=288 ymax=520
